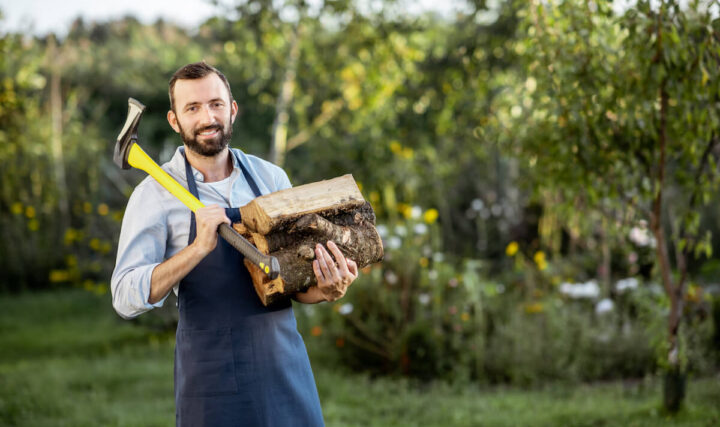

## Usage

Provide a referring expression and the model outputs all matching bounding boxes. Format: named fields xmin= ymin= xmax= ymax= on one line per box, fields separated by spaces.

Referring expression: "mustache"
xmin=195 ymin=124 xmax=222 ymax=135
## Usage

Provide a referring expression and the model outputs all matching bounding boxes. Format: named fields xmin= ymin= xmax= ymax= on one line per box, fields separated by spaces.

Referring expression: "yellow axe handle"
xmin=126 ymin=143 xmax=280 ymax=278
xmin=128 ymin=144 xmax=204 ymax=212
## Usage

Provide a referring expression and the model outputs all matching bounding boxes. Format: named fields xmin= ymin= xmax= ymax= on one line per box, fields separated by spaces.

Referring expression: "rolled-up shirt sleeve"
xmin=111 ymin=181 xmax=170 ymax=319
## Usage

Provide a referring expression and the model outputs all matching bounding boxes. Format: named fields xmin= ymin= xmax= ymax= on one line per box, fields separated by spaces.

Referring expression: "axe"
xmin=113 ymin=98 xmax=280 ymax=279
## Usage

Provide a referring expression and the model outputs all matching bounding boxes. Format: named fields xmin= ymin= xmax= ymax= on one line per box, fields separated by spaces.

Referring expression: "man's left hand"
xmin=312 ymin=241 xmax=358 ymax=302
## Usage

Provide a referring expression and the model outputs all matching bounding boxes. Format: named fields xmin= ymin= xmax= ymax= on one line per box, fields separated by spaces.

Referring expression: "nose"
xmin=199 ymin=104 xmax=217 ymax=127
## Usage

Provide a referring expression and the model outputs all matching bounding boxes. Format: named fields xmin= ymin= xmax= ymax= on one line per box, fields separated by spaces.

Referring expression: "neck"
xmin=184 ymin=146 xmax=232 ymax=182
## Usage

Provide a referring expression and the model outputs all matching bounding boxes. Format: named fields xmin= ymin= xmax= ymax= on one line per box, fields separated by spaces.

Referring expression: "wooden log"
xmin=239 ymin=174 xmax=365 ymax=234
xmin=234 ymin=175 xmax=383 ymax=306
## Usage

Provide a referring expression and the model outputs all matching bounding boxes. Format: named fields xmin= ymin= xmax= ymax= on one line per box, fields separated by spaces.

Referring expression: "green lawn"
xmin=0 ymin=290 xmax=718 ymax=426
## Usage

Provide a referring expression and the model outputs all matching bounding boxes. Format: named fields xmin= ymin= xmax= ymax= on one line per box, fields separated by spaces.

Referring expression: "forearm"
xmin=293 ymin=286 xmax=328 ymax=304
xmin=149 ymin=242 xmax=209 ymax=304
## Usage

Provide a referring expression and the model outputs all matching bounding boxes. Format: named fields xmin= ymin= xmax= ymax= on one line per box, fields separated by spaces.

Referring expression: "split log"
xmin=234 ymin=175 xmax=383 ymax=305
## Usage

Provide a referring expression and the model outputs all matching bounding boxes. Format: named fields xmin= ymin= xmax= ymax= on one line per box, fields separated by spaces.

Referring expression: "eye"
xmin=213 ymin=102 xmax=224 ymax=108
xmin=187 ymin=106 xmax=197 ymax=112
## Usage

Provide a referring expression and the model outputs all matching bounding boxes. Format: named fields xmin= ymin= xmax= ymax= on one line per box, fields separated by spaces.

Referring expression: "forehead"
xmin=173 ymin=74 xmax=230 ymax=107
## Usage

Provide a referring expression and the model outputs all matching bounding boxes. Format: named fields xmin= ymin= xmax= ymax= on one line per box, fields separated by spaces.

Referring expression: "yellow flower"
xmin=398 ymin=203 xmax=412 ymax=219
xmin=101 ymin=242 xmax=112 ymax=254
xmin=390 ymin=141 xmax=402 ymax=153
xmin=64 ymin=228 xmax=77 ymax=245
xmin=419 ymin=257 xmax=429 ymax=268
xmin=97 ymin=203 xmax=109 ymax=216
xmin=369 ymin=191 xmax=380 ymax=204
xmin=401 ymin=147 xmax=414 ymax=160
xmin=89 ymin=238 xmax=101 ymax=251
xmin=49 ymin=270 xmax=70 ymax=283
xmin=11 ymin=202 xmax=23 ymax=215
xmin=423 ymin=208 xmax=439 ymax=224
xmin=27 ymin=219 xmax=39 ymax=231
xmin=534 ymin=251 xmax=547 ymax=270
xmin=25 ymin=206 xmax=36 ymax=218
xmin=461 ymin=313 xmax=470 ymax=322
xmin=506 ymin=241 xmax=519 ymax=256
xmin=524 ymin=302 xmax=544 ymax=314
xmin=66 ymin=255 xmax=77 ymax=267
xmin=83 ymin=202 xmax=92 ymax=214
xmin=93 ymin=282 xmax=109 ymax=295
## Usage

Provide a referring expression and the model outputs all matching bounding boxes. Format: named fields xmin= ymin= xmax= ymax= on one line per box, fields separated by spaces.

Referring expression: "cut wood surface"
xmin=234 ymin=175 xmax=383 ymax=306
xmin=239 ymin=174 xmax=365 ymax=235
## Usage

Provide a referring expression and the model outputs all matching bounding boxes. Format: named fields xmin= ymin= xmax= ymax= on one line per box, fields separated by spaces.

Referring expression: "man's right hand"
xmin=192 ymin=204 xmax=231 ymax=256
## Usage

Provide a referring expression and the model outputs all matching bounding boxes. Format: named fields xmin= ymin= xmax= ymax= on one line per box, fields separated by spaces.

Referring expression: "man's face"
xmin=167 ymin=74 xmax=238 ymax=157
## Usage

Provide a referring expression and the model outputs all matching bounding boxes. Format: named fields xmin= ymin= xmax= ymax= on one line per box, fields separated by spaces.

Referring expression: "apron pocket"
xmin=178 ymin=328 xmax=239 ymax=397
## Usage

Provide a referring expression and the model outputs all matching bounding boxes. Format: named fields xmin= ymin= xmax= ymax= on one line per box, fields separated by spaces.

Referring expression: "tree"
xmin=501 ymin=0 xmax=720 ymax=412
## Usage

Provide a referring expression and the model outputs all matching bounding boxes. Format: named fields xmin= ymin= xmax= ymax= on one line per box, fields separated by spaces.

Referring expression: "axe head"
xmin=113 ymin=98 xmax=146 ymax=169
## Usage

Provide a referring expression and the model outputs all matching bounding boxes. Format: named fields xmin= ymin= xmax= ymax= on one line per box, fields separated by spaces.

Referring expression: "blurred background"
xmin=1 ymin=0 xmax=719 ymax=425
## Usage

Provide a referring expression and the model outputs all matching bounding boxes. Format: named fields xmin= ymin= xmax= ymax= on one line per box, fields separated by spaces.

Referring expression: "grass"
xmin=1 ymin=289 xmax=718 ymax=426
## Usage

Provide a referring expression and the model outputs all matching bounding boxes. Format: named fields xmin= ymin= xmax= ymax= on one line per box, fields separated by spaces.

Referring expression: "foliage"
xmin=495 ymin=0 xmax=720 ymax=408
xmin=298 ymin=209 xmax=718 ymax=385
xmin=1 ymin=0 xmax=720 ymax=399
xmin=2 ymin=290 xmax=720 ymax=426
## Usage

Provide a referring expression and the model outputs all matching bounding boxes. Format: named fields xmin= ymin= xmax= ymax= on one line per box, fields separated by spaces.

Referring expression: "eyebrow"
xmin=182 ymin=98 xmax=227 ymax=109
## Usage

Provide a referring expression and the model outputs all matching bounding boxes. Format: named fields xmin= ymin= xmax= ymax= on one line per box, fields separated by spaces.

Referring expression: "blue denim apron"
xmin=175 ymin=149 xmax=324 ymax=426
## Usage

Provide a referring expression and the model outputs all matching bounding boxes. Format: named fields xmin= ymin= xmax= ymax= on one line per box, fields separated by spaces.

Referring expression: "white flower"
xmin=394 ymin=225 xmax=407 ymax=236
xmin=418 ymin=293 xmax=431 ymax=305
xmin=385 ymin=236 xmax=402 ymax=250
xmin=433 ymin=252 xmax=444 ymax=262
xmin=629 ymin=224 xmax=656 ymax=247
xmin=559 ymin=280 xmax=600 ymax=299
xmin=338 ymin=303 xmax=354 ymax=315
xmin=615 ymin=277 xmax=639 ymax=293
xmin=595 ymin=298 xmax=614 ymax=315
xmin=376 ymin=224 xmax=388 ymax=238
xmin=428 ymin=270 xmax=438 ymax=281
xmin=471 ymin=198 xmax=484 ymax=212
xmin=411 ymin=206 xmax=422 ymax=219
xmin=385 ymin=271 xmax=398 ymax=285
xmin=414 ymin=223 xmax=428 ymax=235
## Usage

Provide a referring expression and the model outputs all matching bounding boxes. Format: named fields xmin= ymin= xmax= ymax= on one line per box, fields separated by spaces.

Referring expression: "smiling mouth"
xmin=197 ymin=127 xmax=221 ymax=138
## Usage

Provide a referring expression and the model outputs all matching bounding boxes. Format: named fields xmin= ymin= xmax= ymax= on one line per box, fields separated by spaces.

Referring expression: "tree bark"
xmin=236 ymin=175 xmax=383 ymax=305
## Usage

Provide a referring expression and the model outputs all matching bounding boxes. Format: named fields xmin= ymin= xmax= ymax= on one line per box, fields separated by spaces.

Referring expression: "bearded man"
xmin=111 ymin=62 xmax=357 ymax=426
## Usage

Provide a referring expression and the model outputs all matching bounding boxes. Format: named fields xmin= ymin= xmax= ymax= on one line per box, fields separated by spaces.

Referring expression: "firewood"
xmin=234 ymin=175 xmax=383 ymax=305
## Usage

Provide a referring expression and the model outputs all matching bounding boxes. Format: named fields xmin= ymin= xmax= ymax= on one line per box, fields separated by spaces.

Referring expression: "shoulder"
xmin=231 ymin=148 xmax=292 ymax=191
xmin=126 ymin=171 xmax=177 ymax=217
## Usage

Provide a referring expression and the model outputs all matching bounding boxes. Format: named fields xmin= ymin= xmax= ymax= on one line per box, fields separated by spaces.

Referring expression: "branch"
xmin=286 ymin=99 xmax=344 ymax=151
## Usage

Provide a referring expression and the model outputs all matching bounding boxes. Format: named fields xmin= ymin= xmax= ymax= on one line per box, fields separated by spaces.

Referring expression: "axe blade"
xmin=113 ymin=98 xmax=146 ymax=170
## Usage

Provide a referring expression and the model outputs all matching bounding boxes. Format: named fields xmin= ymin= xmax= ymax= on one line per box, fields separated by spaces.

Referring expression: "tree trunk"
xmin=653 ymin=70 xmax=686 ymax=413
xmin=269 ymin=21 xmax=302 ymax=167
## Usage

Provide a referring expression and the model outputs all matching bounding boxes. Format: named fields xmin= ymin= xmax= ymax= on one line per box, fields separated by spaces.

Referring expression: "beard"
xmin=178 ymin=115 xmax=233 ymax=157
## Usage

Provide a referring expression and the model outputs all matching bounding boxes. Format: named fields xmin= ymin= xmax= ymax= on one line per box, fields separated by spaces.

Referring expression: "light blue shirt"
xmin=110 ymin=147 xmax=292 ymax=319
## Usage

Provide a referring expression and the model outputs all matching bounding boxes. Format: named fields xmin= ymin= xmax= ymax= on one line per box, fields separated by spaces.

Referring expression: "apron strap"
xmin=181 ymin=147 xmax=264 ymax=245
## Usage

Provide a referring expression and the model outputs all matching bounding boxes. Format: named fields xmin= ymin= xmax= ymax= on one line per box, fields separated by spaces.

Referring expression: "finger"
xmin=320 ymin=244 xmax=341 ymax=281
xmin=347 ymin=258 xmax=358 ymax=278
xmin=312 ymin=260 xmax=325 ymax=284
xmin=327 ymin=241 xmax=350 ymax=276
xmin=315 ymin=244 xmax=334 ymax=281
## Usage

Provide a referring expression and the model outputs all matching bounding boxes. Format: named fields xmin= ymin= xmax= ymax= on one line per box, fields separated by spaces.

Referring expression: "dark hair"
xmin=168 ymin=61 xmax=233 ymax=112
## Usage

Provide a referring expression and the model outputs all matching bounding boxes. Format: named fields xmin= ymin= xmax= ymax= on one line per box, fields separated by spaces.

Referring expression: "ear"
xmin=167 ymin=110 xmax=180 ymax=133
xmin=230 ymin=100 xmax=239 ymax=124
